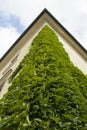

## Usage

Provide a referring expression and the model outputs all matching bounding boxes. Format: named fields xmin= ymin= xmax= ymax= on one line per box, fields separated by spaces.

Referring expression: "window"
xmin=2 ymin=54 xmax=19 ymax=75
xmin=11 ymin=54 xmax=19 ymax=64
xmin=0 ymin=82 xmax=5 ymax=91
xmin=0 ymin=69 xmax=12 ymax=85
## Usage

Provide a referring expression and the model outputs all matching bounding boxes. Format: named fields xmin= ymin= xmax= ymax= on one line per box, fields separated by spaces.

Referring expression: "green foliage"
xmin=0 ymin=25 xmax=87 ymax=129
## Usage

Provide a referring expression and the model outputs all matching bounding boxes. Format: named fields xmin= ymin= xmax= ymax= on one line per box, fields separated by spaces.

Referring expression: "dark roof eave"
xmin=45 ymin=9 xmax=87 ymax=53
xmin=0 ymin=8 xmax=86 ymax=62
xmin=0 ymin=9 xmax=47 ymax=62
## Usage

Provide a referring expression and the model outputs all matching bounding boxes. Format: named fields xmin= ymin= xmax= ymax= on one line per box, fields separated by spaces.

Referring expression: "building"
xmin=0 ymin=9 xmax=87 ymax=99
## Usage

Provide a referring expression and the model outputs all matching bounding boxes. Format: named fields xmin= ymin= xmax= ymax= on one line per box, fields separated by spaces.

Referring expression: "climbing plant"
xmin=0 ymin=25 xmax=87 ymax=130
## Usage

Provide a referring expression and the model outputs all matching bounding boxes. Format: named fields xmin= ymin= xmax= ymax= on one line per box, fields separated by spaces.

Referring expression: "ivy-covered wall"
xmin=0 ymin=25 xmax=87 ymax=129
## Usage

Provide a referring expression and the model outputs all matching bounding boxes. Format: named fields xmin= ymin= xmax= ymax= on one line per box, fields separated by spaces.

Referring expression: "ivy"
xmin=0 ymin=25 xmax=87 ymax=129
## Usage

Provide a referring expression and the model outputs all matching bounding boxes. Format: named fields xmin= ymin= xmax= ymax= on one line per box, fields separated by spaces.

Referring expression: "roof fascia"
xmin=0 ymin=8 xmax=86 ymax=63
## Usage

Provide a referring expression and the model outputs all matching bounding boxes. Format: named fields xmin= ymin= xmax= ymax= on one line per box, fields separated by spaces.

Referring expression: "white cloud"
xmin=0 ymin=26 xmax=19 ymax=58
xmin=0 ymin=0 xmax=45 ymax=27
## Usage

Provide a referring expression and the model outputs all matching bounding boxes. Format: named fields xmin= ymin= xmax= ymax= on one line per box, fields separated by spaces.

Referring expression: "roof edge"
xmin=0 ymin=8 xmax=87 ymax=62
xmin=0 ymin=8 xmax=47 ymax=62
xmin=45 ymin=9 xmax=87 ymax=54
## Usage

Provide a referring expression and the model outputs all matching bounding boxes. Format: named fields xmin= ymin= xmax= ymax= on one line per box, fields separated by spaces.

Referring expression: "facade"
xmin=0 ymin=9 xmax=87 ymax=99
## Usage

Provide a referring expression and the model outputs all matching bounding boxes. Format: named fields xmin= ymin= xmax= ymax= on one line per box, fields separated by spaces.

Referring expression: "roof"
xmin=0 ymin=8 xmax=87 ymax=62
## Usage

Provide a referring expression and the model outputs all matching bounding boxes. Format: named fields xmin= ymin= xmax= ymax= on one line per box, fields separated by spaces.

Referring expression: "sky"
xmin=0 ymin=0 xmax=87 ymax=58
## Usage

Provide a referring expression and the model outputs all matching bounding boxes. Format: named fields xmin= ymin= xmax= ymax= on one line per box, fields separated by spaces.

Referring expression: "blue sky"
xmin=0 ymin=14 xmax=25 ymax=33
xmin=0 ymin=0 xmax=87 ymax=58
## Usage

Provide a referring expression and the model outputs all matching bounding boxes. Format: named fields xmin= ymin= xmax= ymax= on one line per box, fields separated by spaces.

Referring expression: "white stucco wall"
xmin=58 ymin=35 xmax=87 ymax=74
